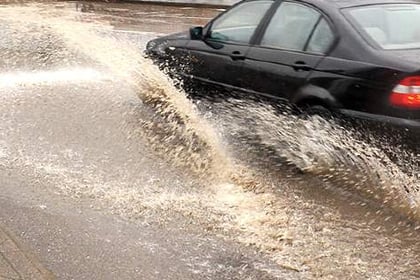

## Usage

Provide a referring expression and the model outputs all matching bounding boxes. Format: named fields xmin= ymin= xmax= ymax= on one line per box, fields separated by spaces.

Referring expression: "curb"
xmin=0 ymin=225 xmax=55 ymax=280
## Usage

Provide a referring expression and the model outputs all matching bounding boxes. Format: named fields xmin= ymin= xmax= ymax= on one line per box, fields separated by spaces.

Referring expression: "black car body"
xmin=146 ymin=0 xmax=420 ymax=137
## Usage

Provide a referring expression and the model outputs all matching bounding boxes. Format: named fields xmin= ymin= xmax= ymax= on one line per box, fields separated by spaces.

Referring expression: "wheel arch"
xmin=291 ymin=84 xmax=341 ymax=109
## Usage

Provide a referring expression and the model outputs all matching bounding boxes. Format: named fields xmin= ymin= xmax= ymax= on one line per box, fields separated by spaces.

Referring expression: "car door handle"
xmin=292 ymin=61 xmax=312 ymax=71
xmin=230 ymin=51 xmax=245 ymax=61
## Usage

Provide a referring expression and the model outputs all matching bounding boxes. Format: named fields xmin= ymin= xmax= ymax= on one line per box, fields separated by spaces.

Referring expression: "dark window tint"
xmin=261 ymin=2 xmax=320 ymax=51
xmin=307 ymin=18 xmax=334 ymax=54
xmin=209 ymin=1 xmax=272 ymax=44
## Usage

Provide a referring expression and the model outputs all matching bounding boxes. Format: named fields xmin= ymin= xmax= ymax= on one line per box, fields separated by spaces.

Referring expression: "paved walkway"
xmin=0 ymin=225 xmax=54 ymax=280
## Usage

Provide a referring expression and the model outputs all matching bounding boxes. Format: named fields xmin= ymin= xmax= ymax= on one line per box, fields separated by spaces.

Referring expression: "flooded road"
xmin=0 ymin=1 xmax=419 ymax=279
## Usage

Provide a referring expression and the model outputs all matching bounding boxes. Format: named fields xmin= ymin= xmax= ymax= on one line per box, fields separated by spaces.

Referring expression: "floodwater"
xmin=0 ymin=1 xmax=419 ymax=279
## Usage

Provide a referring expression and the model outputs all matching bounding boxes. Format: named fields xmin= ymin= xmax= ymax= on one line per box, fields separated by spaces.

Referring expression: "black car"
xmin=146 ymin=0 xmax=420 ymax=138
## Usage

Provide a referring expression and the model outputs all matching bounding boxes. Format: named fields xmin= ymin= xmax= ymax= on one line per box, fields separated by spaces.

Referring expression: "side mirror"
xmin=190 ymin=27 xmax=203 ymax=40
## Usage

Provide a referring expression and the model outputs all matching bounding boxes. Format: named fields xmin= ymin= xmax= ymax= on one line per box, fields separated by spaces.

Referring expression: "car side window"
xmin=306 ymin=18 xmax=335 ymax=54
xmin=209 ymin=1 xmax=272 ymax=44
xmin=260 ymin=2 xmax=321 ymax=51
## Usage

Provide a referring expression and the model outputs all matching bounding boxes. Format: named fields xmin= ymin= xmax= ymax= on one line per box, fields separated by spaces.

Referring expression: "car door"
xmin=241 ymin=1 xmax=331 ymax=101
xmin=185 ymin=0 xmax=274 ymax=90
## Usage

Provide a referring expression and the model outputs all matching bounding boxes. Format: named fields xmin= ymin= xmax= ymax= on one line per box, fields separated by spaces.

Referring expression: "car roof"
xmin=248 ymin=0 xmax=420 ymax=9
xmin=307 ymin=0 xmax=420 ymax=9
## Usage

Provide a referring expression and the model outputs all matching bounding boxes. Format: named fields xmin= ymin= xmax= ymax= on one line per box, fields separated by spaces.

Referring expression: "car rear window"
xmin=346 ymin=4 xmax=420 ymax=50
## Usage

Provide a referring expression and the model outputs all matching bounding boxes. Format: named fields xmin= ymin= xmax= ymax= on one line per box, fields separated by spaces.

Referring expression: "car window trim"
xmin=255 ymin=0 xmax=323 ymax=52
xmin=253 ymin=44 xmax=325 ymax=57
xmin=303 ymin=15 xmax=323 ymax=52
xmin=203 ymin=0 xmax=276 ymax=47
xmin=254 ymin=0 xmax=339 ymax=55
xmin=304 ymin=16 xmax=339 ymax=55
xmin=249 ymin=0 xmax=282 ymax=45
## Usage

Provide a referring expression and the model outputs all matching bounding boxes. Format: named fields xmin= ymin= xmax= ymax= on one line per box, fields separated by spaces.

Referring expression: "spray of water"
xmin=47 ymin=15 xmax=232 ymax=180
xmin=208 ymin=99 xmax=420 ymax=219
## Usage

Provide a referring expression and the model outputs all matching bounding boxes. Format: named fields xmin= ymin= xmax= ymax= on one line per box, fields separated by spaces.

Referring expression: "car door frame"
xmin=183 ymin=0 xmax=278 ymax=90
xmin=241 ymin=0 xmax=341 ymax=102
xmin=252 ymin=0 xmax=340 ymax=56
xmin=202 ymin=0 xmax=278 ymax=45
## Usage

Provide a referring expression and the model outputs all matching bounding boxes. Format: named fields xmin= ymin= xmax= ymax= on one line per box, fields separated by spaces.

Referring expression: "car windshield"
xmin=346 ymin=4 xmax=420 ymax=50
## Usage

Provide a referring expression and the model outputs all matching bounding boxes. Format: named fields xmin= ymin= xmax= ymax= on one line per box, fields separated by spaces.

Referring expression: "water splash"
xmin=209 ymin=99 xmax=420 ymax=219
xmin=51 ymin=17 xmax=232 ymax=180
